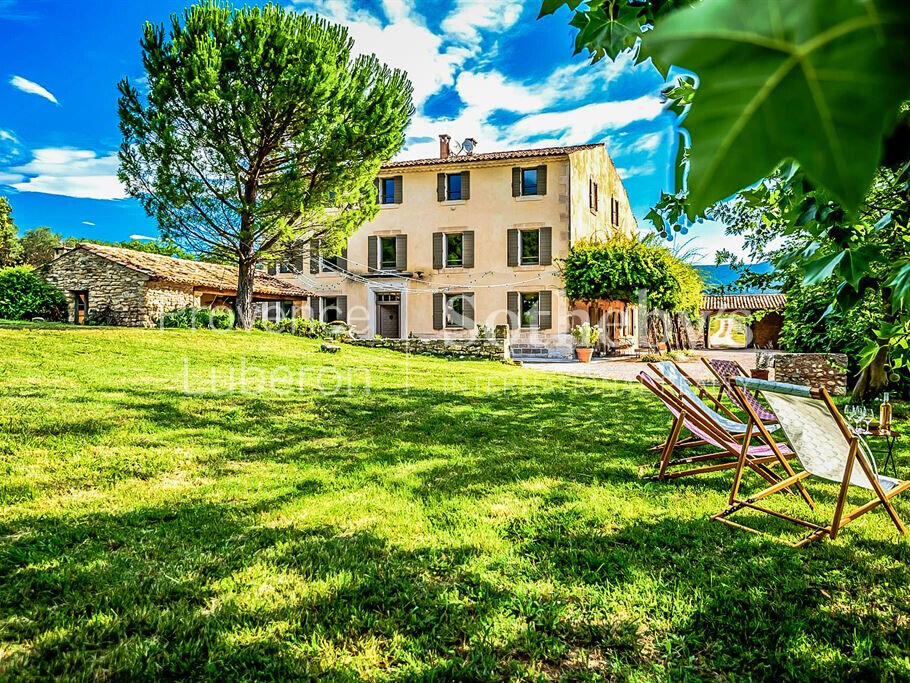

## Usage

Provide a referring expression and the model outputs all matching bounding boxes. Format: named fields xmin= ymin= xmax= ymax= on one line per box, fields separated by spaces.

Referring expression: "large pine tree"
xmin=118 ymin=2 xmax=413 ymax=328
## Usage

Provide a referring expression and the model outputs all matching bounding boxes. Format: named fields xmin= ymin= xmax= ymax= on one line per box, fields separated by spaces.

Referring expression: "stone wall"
xmin=145 ymin=282 xmax=199 ymax=327
xmin=348 ymin=337 xmax=508 ymax=361
xmin=44 ymin=249 xmax=150 ymax=327
xmin=773 ymin=352 xmax=848 ymax=396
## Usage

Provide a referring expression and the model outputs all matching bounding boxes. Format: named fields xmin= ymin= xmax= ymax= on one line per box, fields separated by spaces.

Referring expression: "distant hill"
xmin=696 ymin=263 xmax=779 ymax=293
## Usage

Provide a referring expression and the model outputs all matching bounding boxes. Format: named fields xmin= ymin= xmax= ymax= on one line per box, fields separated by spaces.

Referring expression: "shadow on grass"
xmin=3 ymin=374 xmax=910 ymax=678
xmin=2 ymin=493 xmax=909 ymax=679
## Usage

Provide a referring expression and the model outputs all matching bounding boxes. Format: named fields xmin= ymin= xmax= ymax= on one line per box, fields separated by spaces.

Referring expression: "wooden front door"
xmin=73 ymin=291 xmax=88 ymax=324
xmin=378 ymin=303 xmax=400 ymax=339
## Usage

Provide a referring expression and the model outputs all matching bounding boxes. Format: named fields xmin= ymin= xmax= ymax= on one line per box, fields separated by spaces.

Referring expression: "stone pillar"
xmin=494 ymin=324 xmax=510 ymax=360
xmin=637 ymin=288 xmax=649 ymax=350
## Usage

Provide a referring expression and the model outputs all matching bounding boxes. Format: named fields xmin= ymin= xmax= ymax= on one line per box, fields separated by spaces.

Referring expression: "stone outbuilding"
xmin=701 ymin=293 xmax=786 ymax=349
xmin=43 ymin=243 xmax=311 ymax=327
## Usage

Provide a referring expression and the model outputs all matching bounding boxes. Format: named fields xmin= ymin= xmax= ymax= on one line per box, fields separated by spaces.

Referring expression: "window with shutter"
xmin=445 ymin=173 xmax=462 ymax=200
xmin=539 ymin=291 xmax=552 ymax=330
xmin=433 ymin=232 xmax=444 ymax=269
xmin=368 ymin=236 xmax=378 ymax=271
xmin=444 ymin=232 xmax=463 ymax=267
xmin=444 ymin=293 xmax=470 ymax=328
xmin=395 ymin=234 xmax=407 ymax=271
xmin=393 ymin=175 xmax=403 ymax=204
xmin=507 ymin=291 xmax=520 ymax=329
xmin=461 ymin=171 xmax=470 ymax=200
xmin=379 ymin=178 xmax=396 ymax=204
xmin=379 ymin=237 xmax=396 ymax=270
xmin=539 ymin=227 xmax=552 ymax=266
xmin=519 ymin=292 xmax=539 ymax=328
xmin=511 ymin=168 xmax=521 ymax=197
xmin=463 ymin=231 xmax=474 ymax=269
xmin=507 ymin=229 xmax=519 ymax=267
xmin=436 ymin=173 xmax=446 ymax=202
xmin=433 ymin=293 xmax=444 ymax=330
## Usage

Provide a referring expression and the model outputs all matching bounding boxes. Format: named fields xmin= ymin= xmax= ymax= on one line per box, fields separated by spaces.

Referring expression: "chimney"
xmin=439 ymin=134 xmax=451 ymax=159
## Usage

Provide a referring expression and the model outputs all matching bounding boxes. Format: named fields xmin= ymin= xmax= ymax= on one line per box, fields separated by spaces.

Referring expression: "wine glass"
xmin=863 ymin=406 xmax=874 ymax=434
xmin=855 ymin=405 xmax=868 ymax=434
xmin=844 ymin=405 xmax=857 ymax=431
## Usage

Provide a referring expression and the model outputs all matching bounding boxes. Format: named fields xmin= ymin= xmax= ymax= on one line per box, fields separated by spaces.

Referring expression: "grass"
xmin=1 ymin=323 xmax=909 ymax=680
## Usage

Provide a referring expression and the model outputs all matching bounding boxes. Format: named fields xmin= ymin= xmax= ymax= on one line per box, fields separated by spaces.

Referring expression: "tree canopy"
xmin=118 ymin=1 xmax=414 ymax=328
xmin=561 ymin=237 xmax=703 ymax=318
xmin=540 ymin=0 xmax=910 ymax=215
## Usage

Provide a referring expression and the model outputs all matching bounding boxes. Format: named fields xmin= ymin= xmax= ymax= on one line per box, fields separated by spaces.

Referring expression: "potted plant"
xmin=572 ymin=323 xmax=600 ymax=363
xmin=751 ymin=351 xmax=773 ymax=380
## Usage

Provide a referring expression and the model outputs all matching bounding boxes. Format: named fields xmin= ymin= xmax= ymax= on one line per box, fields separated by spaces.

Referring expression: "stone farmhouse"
xmin=276 ymin=136 xmax=639 ymax=358
xmin=44 ymin=243 xmax=310 ymax=327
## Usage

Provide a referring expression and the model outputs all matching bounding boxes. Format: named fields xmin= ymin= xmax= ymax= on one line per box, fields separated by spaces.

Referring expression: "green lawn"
xmin=1 ymin=324 xmax=909 ymax=680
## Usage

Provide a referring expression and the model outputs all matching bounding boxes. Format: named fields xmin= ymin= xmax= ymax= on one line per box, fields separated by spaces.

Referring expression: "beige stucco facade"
xmin=282 ymin=143 xmax=637 ymax=356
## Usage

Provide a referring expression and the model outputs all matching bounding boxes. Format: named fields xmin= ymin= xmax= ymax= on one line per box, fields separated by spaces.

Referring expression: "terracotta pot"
xmin=750 ymin=369 xmax=769 ymax=380
xmin=575 ymin=347 xmax=594 ymax=363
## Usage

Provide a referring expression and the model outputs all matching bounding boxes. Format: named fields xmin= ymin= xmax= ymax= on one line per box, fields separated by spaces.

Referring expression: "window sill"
xmin=514 ymin=264 xmax=546 ymax=270
xmin=440 ymin=266 xmax=467 ymax=272
xmin=379 ymin=203 xmax=401 ymax=210
xmin=441 ymin=199 xmax=466 ymax=206
xmin=516 ymin=195 xmax=543 ymax=202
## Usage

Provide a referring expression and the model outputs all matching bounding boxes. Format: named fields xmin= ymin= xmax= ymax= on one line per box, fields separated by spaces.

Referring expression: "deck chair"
xmin=701 ymin=357 xmax=778 ymax=425
xmin=714 ymin=377 xmax=910 ymax=546
xmin=637 ymin=372 xmax=808 ymax=495
xmin=647 ymin=361 xmax=778 ymax=455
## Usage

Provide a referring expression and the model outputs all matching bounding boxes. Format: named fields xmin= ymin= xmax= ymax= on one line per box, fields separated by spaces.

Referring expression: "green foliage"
xmin=561 ymin=237 xmax=703 ymax=317
xmin=0 ymin=266 xmax=67 ymax=321
xmin=0 ymin=197 xmax=21 ymax=267
xmin=118 ymin=2 xmax=414 ymax=328
xmin=571 ymin=322 xmax=600 ymax=348
xmin=541 ymin=0 xmax=910 ymax=215
xmin=20 ymin=227 xmax=62 ymax=267
xmin=159 ymin=307 xmax=235 ymax=330
xmin=253 ymin=316 xmax=330 ymax=339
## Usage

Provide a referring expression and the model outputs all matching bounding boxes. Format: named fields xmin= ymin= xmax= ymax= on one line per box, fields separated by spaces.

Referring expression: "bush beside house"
xmin=0 ymin=266 xmax=67 ymax=321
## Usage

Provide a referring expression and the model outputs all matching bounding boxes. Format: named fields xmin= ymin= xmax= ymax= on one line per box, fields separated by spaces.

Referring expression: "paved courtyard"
xmin=522 ymin=348 xmax=778 ymax=383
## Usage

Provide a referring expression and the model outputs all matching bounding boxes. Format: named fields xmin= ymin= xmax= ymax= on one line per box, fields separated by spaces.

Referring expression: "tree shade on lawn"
xmin=1 ymin=324 xmax=909 ymax=678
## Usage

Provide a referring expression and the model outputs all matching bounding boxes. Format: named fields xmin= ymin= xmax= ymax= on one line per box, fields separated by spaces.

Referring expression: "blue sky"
xmin=0 ymin=0 xmax=736 ymax=262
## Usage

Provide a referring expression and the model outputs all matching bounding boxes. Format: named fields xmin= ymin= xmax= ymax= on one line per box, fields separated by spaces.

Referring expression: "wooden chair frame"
xmin=638 ymin=372 xmax=807 ymax=498
xmin=700 ymin=357 xmax=778 ymax=425
xmin=646 ymin=361 xmax=749 ymax=456
xmin=714 ymin=383 xmax=910 ymax=546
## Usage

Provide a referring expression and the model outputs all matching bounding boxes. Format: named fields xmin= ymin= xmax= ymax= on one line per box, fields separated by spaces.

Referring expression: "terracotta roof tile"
xmin=381 ymin=143 xmax=604 ymax=170
xmin=75 ymin=243 xmax=311 ymax=298
xmin=702 ymin=294 xmax=786 ymax=311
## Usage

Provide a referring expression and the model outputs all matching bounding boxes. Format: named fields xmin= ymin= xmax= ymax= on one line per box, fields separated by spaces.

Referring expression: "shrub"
xmin=0 ymin=266 xmax=67 ymax=321
xmin=159 ymin=306 xmax=234 ymax=330
xmin=253 ymin=317 xmax=329 ymax=338
xmin=571 ymin=322 xmax=600 ymax=348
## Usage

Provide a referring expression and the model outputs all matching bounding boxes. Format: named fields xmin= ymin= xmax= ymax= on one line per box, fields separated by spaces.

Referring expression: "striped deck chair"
xmin=715 ymin=377 xmax=909 ymax=546
xmin=637 ymin=372 xmax=807 ymax=495
xmin=702 ymin=357 xmax=778 ymax=425
xmin=647 ymin=361 xmax=778 ymax=455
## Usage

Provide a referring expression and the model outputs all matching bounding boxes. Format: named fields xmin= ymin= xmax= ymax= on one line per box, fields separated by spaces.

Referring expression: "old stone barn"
xmin=44 ymin=243 xmax=311 ymax=327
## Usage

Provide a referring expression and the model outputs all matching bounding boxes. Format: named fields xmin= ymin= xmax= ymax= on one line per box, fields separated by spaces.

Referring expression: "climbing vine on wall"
xmin=560 ymin=237 xmax=703 ymax=318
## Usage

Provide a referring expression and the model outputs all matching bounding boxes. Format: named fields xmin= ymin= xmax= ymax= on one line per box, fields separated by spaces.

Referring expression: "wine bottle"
xmin=880 ymin=392 xmax=893 ymax=432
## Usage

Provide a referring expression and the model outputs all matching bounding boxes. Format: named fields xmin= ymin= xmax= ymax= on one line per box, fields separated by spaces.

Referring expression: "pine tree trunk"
xmin=234 ymin=257 xmax=256 ymax=330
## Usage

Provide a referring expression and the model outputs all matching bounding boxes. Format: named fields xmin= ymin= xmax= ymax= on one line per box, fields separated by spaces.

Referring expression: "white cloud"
xmin=509 ymin=96 xmax=665 ymax=143
xmin=10 ymin=76 xmax=59 ymax=104
xmin=440 ymin=0 xmax=523 ymax=49
xmin=296 ymin=0 xmax=464 ymax=106
xmin=0 ymin=129 xmax=18 ymax=144
xmin=81 ymin=221 xmax=95 ymax=226
xmin=0 ymin=171 xmax=25 ymax=184
xmin=10 ymin=148 xmax=126 ymax=200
